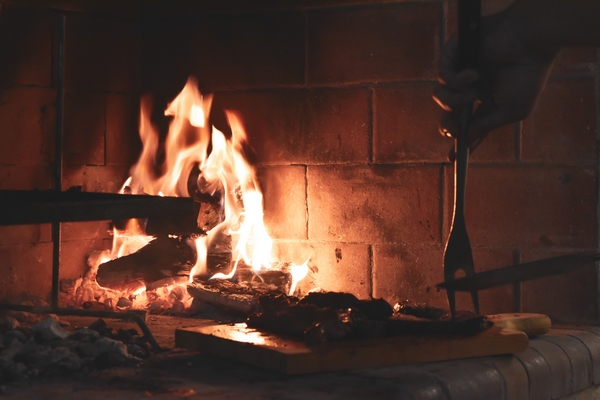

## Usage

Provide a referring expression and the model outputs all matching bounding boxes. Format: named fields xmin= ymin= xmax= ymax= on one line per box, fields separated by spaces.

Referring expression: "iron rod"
xmin=51 ymin=14 xmax=66 ymax=308
xmin=0 ymin=303 xmax=160 ymax=351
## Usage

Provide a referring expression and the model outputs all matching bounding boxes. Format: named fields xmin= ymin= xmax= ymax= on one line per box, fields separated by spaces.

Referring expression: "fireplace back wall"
xmin=1 ymin=0 xmax=598 ymax=324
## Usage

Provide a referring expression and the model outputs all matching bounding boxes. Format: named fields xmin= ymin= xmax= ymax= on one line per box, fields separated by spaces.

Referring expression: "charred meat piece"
xmin=298 ymin=292 xmax=359 ymax=309
xmin=394 ymin=300 xmax=449 ymax=320
xmin=256 ymin=293 xmax=298 ymax=312
xmin=303 ymin=307 xmax=387 ymax=346
xmin=247 ymin=304 xmax=339 ymax=336
xmin=299 ymin=292 xmax=393 ymax=320
xmin=356 ymin=299 xmax=393 ymax=321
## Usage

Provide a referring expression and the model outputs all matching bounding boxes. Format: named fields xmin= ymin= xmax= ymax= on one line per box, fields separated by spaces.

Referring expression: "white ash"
xmin=31 ymin=318 xmax=69 ymax=344
xmin=0 ymin=316 xmax=149 ymax=383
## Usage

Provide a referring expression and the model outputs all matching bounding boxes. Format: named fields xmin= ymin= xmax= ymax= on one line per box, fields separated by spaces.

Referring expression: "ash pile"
xmin=0 ymin=314 xmax=149 ymax=382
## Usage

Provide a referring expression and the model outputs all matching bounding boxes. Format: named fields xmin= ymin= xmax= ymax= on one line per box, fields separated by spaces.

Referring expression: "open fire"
xmin=68 ymin=77 xmax=309 ymax=312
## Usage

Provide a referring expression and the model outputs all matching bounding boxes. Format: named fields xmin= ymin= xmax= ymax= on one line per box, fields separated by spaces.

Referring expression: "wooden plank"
xmin=175 ymin=323 xmax=529 ymax=375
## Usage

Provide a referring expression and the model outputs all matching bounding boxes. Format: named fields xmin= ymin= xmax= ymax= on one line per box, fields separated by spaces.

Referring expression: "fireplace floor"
xmin=2 ymin=315 xmax=600 ymax=399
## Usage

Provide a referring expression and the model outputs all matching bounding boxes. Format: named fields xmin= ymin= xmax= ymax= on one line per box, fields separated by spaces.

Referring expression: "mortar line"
xmin=369 ymin=86 xmax=375 ymax=163
xmin=515 ymin=121 xmax=522 ymax=161
xmin=368 ymin=244 xmax=374 ymax=299
xmin=441 ymin=0 xmax=448 ymax=40
xmin=304 ymin=164 xmax=309 ymax=241
xmin=303 ymin=9 xmax=309 ymax=88
xmin=595 ymin=47 xmax=600 ymax=323
xmin=512 ymin=249 xmax=521 ymax=312
xmin=440 ymin=164 xmax=447 ymax=248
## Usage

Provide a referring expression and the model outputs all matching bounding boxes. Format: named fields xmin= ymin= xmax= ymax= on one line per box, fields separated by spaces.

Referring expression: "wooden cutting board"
xmin=175 ymin=322 xmax=528 ymax=375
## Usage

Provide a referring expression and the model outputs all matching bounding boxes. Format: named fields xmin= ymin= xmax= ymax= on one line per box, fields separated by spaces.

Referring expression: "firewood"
xmin=234 ymin=261 xmax=292 ymax=294
xmin=96 ymin=236 xmax=194 ymax=290
xmin=186 ymin=280 xmax=260 ymax=315
xmin=186 ymin=277 xmax=287 ymax=316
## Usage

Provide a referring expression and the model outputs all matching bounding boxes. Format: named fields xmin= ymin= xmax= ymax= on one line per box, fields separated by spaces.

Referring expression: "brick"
xmin=513 ymin=347 xmax=552 ymax=400
xmin=106 ymin=93 xmax=142 ymax=166
xmin=374 ymin=84 xmax=448 ymax=163
xmin=0 ymin=165 xmax=52 ymax=190
xmin=552 ymin=47 xmax=598 ymax=75
xmin=521 ymin=250 xmax=598 ymax=324
xmin=272 ymin=241 xmax=371 ymax=299
xmin=372 ymin=244 xmax=447 ymax=309
xmin=258 ymin=166 xmax=307 ymax=240
xmin=65 ymin=14 xmax=142 ymax=92
xmin=521 ymin=79 xmax=597 ymax=163
xmin=60 ymin=237 xmax=108 ymax=280
xmin=529 ymin=339 xmax=572 ymax=398
xmin=0 ymin=242 xmax=53 ymax=302
xmin=417 ymin=359 xmax=505 ymax=400
xmin=212 ymin=88 xmax=371 ymax=164
xmin=271 ymin=239 xmax=314 ymax=268
xmin=142 ymin=11 xmax=304 ymax=92
xmin=64 ymin=90 xmax=106 ymax=166
xmin=307 ymin=3 xmax=441 ymax=84
xmin=61 ymin=221 xmax=111 ymax=242
xmin=485 ymin=356 xmax=530 ymax=400
xmin=308 ymin=165 xmax=441 ymax=243
xmin=353 ymin=366 xmax=449 ymax=400
xmin=0 ymin=224 xmax=51 ymax=246
xmin=445 ymin=165 xmax=597 ymax=249
xmin=539 ymin=333 xmax=593 ymax=392
xmin=564 ymin=330 xmax=600 ymax=385
xmin=0 ymin=7 xmax=53 ymax=86
xmin=0 ymin=87 xmax=56 ymax=166
xmin=63 ymin=165 xmax=130 ymax=193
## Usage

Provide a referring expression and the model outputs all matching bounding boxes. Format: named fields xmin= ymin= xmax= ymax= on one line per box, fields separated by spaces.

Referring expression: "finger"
xmin=438 ymin=69 xmax=480 ymax=92
xmin=432 ymin=84 xmax=478 ymax=113
xmin=439 ymin=111 xmax=460 ymax=138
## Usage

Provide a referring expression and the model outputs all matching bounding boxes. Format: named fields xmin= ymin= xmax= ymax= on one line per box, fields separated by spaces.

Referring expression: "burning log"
xmin=186 ymin=269 xmax=291 ymax=316
xmin=187 ymin=280 xmax=261 ymax=316
xmin=233 ymin=261 xmax=293 ymax=293
xmin=96 ymin=236 xmax=194 ymax=290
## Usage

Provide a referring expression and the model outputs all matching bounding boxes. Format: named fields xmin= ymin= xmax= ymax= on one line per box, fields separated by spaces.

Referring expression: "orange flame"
xmin=99 ymin=76 xmax=309 ymax=303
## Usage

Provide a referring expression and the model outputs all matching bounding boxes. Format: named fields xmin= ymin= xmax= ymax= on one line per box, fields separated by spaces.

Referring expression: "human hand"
xmin=432 ymin=7 xmax=559 ymax=155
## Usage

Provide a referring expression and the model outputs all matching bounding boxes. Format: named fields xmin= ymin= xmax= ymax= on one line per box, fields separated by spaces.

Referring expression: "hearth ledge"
xmin=350 ymin=325 xmax=600 ymax=400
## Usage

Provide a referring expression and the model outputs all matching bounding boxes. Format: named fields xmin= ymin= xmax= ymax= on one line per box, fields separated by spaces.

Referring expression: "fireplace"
xmin=1 ymin=0 xmax=600 ymax=391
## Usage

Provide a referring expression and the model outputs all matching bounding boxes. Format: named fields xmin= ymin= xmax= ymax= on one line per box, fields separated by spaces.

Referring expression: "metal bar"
xmin=0 ymin=190 xmax=195 ymax=226
xmin=54 ymin=14 xmax=65 ymax=192
xmin=0 ymin=303 xmax=161 ymax=351
xmin=51 ymin=14 xmax=66 ymax=308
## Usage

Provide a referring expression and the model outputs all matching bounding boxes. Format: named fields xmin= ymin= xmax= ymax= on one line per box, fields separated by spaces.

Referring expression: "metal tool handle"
xmin=454 ymin=0 xmax=481 ymax=217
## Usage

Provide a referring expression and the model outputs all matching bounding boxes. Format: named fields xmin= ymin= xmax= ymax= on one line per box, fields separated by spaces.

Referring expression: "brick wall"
xmin=141 ymin=0 xmax=600 ymax=323
xmin=0 ymin=0 xmax=598 ymax=324
xmin=0 ymin=4 xmax=142 ymax=300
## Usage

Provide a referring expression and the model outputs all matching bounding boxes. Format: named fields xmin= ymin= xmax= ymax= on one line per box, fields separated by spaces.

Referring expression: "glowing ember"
xmin=79 ymin=76 xmax=310 ymax=312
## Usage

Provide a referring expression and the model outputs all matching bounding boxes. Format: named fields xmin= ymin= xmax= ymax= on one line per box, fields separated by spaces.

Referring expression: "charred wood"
xmin=96 ymin=237 xmax=194 ymax=290
xmin=187 ymin=279 xmax=282 ymax=316
xmin=234 ymin=261 xmax=292 ymax=294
